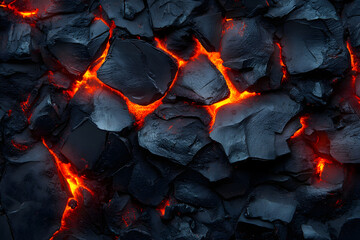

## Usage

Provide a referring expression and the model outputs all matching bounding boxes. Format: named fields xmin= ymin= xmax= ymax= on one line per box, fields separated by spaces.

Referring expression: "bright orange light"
xmin=157 ymin=198 xmax=171 ymax=216
xmin=315 ymin=157 xmax=331 ymax=180
xmin=0 ymin=1 xmax=38 ymax=18
xmin=42 ymin=139 xmax=93 ymax=239
xmin=276 ymin=42 xmax=288 ymax=82
xmin=290 ymin=115 xmax=309 ymax=139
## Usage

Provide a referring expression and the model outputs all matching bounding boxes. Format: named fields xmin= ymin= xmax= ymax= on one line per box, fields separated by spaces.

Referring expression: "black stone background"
xmin=1 ymin=0 xmax=360 ymax=239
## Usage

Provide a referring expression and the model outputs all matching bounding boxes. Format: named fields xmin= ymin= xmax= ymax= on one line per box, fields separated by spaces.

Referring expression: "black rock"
xmin=220 ymin=18 xmax=274 ymax=91
xmin=0 ymin=143 xmax=68 ymax=240
xmin=128 ymin=159 xmax=170 ymax=206
xmin=343 ymin=0 xmax=360 ymax=58
xmin=302 ymin=221 xmax=331 ymax=240
xmin=60 ymin=119 xmax=107 ymax=171
xmin=97 ymin=38 xmax=178 ymax=105
xmin=147 ymin=0 xmax=205 ymax=30
xmin=45 ymin=13 xmax=110 ymax=76
xmin=174 ymin=179 xmax=221 ymax=208
xmin=0 ymin=22 xmax=32 ymax=61
xmin=192 ymin=12 xmax=223 ymax=52
xmin=90 ymin=89 xmax=134 ymax=132
xmin=100 ymin=0 xmax=153 ymax=38
xmin=281 ymin=0 xmax=348 ymax=76
xmin=138 ymin=113 xmax=211 ymax=165
xmin=210 ymin=93 xmax=300 ymax=163
xmin=163 ymin=27 xmax=196 ymax=60
xmin=190 ymin=142 xmax=232 ymax=182
xmin=328 ymin=121 xmax=360 ymax=164
xmin=170 ymin=54 xmax=229 ymax=105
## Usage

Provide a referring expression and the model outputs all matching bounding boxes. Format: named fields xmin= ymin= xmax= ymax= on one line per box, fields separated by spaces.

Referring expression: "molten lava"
xmin=0 ymin=0 xmax=38 ymax=18
xmin=290 ymin=115 xmax=309 ymax=139
xmin=315 ymin=157 xmax=332 ymax=180
xmin=157 ymin=198 xmax=171 ymax=216
xmin=42 ymin=139 xmax=93 ymax=239
xmin=276 ymin=42 xmax=288 ymax=82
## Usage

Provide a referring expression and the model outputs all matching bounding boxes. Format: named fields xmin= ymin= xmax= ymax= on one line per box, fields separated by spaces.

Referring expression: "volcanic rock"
xmin=138 ymin=113 xmax=211 ymax=165
xmin=147 ymin=0 xmax=205 ymax=30
xmin=97 ymin=38 xmax=178 ymax=105
xmin=210 ymin=93 xmax=300 ymax=163
xmin=0 ymin=143 xmax=68 ymax=240
xmin=220 ymin=18 xmax=274 ymax=91
xmin=45 ymin=13 xmax=110 ymax=76
xmin=170 ymin=54 xmax=229 ymax=105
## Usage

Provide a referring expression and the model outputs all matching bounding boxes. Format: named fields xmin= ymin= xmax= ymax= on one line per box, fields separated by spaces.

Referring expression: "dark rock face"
xmin=210 ymin=93 xmax=300 ymax=163
xmin=97 ymin=38 xmax=178 ymax=105
xmin=138 ymin=111 xmax=211 ymax=165
xmin=2 ymin=0 xmax=360 ymax=239
xmin=170 ymin=54 xmax=229 ymax=105
xmin=0 ymin=144 xmax=68 ymax=240
xmin=44 ymin=13 xmax=110 ymax=76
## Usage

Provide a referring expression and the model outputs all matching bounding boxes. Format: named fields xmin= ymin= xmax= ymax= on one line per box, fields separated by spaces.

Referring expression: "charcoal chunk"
xmin=343 ymin=0 xmax=360 ymax=58
xmin=163 ymin=27 xmax=196 ymax=60
xmin=98 ymin=38 xmax=178 ymax=105
xmin=45 ymin=13 xmax=109 ymax=76
xmin=90 ymin=89 xmax=134 ymax=132
xmin=302 ymin=221 xmax=331 ymax=240
xmin=128 ymin=159 xmax=169 ymax=206
xmin=210 ymin=93 xmax=300 ymax=163
xmin=328 ymin=121 xmax=360 ymax=163
xmin=190 ymin=142 xmax=232 ymax=182
xmin=244 ymin=186 xmax=297 ymax=224
xmin=138 ymin=114 xmax=211 ymax=165
xmin=61 ymin=119 xmax=107 ymax=171
xmin=100 ymin=0 xmax=153 ymax=37
xmin=0 ymin=143 xmax=68 ymax=240
xmin=174 ymin=179 xmax=221 ymax=208
xmin=147 ymin=0 xmax=204 ymax=29
xmin=192 ymin=13 xmax=222 ymax=52
xmin=281 ymin=0 xmax=348 ymax=75
xmin=0 ymin=22 xmax=32 ymax=61
xmin=220 ymin=18 xmax=274 ymax=91
xmin=170 ymin=54 xmax=229 ymax=105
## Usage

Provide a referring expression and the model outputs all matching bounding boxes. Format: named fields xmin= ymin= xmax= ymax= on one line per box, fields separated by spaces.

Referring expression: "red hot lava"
xmin=42 ymin=139 xmax=93 ymax=239
xmin=0 ymin=0 xmax=38 ymax=18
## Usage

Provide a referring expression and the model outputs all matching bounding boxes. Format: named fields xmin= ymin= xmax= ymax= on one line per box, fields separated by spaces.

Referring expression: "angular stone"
xmin=210 ymin=93 xmax=300 ymax=163
xmin=190 ymin=142 xmax=232 ymax=182
xmin=90 ymin=89 xmax=134 ymax=132
xmin=128 ymin=159 xmax=169 ymax=206
xmin=147 ymin=0 xmax=204 ymax=29
xmin=98 ymin=38 xmax=178 ymax=105
xmin=170 ymin=54 xmax=229 ymax=105
xmin=0 ymin=143 xmax=68 ymax=240
xmin=61 ymin=119 xmax=107 ymax=171
xmin=138 ymin=113 xmax=211 ymax=165
xmin=220 ymin=18 xmax=274 ymax=91
xmin=328 ymin=121 xmax=360 ymax=163
xmin=45 ymin=13 xmax=109 ymax=76
xmin=100 ymin=0 xmax=153 ymax=38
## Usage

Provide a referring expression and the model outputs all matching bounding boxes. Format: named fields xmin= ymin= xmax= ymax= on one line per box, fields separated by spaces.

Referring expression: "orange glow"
xmin=276 ymin=42 xmax=288 ymax=82
xmin=290 ymin=115 xmax=309 ymax=139
xmin=11 ymin=140 xmax=28 ymax=151
xmin=42 ymin=139 xmax=93 ymax=239
xmin=64 ymin=18 xmax=258 ymax=129
xmin=20 ymin=94 xmax=31 ymax=113
xmin=157 ymin=198 xmax=171 ymax=216
xmin=315 ymin=157 xmax=331 ymax=180
xmin=0 ymin=0 xmax=38 ymax=18
xmin=346 ymin=41 xmax=360 ymax=102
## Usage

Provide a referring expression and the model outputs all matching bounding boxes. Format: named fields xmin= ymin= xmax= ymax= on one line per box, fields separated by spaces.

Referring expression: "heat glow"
xmin=0 ymin=0 xmax=38 ymax=18
xmin=315 ymin=157 xmax=331 ymax=180
xmin=290 ymin=115 xmax=309 ymax=139
xmin=276 ymin=42 xmax=288 ymax=82
xmin=42 ymin=139 xmax=93 ymax=239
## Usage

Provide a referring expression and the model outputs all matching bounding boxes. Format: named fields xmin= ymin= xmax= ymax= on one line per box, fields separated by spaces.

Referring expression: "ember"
xmin=0 ymin=0 xmax=359 ymax=239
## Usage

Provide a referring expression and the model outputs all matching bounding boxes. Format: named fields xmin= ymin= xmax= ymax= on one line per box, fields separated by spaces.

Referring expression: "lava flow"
xmin=315 ymin=157 xmax=332 ymax=180
xmin=290 ymin=115 xmax=309 ymax=139
xmin=346 ymin=41 xmax=360 ymax=102
xmin=0 ymin=0 xmax=38 ymax=18
xmin=276 ymin=42 xmax=288 ymax=83
xmin=42 ymin=139 xmax=93 ymax=239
